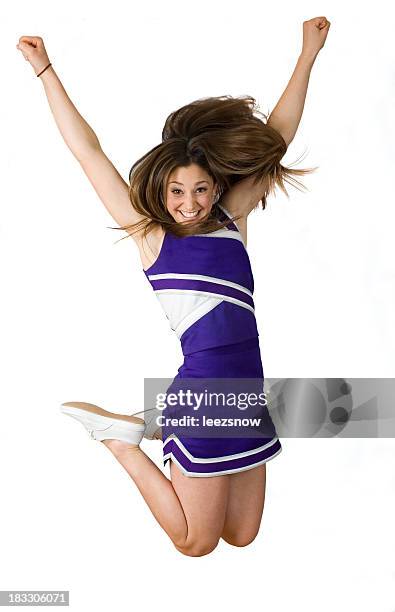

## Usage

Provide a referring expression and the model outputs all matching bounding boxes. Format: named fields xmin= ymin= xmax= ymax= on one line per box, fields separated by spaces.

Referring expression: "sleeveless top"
xmin=143 ymin=204 xmax=260 ymax=356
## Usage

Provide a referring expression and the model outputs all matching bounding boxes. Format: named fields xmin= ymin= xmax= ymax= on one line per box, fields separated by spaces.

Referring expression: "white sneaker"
xmin=59 ymin=402 xmax=146 ymax=445
xmin=132 ymin=407 xmax=163 ymax=441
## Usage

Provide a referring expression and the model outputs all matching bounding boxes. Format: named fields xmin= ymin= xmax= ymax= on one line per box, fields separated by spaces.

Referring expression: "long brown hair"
xmin=110 ymin=95 xmax=317 ymax=242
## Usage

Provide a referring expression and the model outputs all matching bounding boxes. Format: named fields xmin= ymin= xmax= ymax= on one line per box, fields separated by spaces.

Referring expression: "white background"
xmin=2 ymin=0 xmax=395 ymax=610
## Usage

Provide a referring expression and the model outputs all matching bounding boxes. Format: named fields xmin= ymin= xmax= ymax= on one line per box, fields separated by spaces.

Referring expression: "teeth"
xmin=180 ymin=210 xmax=199 ymax=218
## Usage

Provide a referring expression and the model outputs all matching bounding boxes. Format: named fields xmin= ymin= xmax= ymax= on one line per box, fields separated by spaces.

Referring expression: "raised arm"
xmin=16 ymin=36 xmax=148 ymax=238
xmin=221 ymin=17 xmax=331 ymax=221
xmin=267 ymin=17 xmax=331 ymax=146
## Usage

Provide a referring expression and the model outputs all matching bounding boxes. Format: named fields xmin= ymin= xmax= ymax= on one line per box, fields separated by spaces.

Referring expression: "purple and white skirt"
xmin=162 ymin=337 xmax=282 ymax=477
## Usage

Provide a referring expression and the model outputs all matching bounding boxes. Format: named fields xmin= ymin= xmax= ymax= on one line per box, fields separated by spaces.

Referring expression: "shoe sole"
xmin=60 ymin=403 xmax=146 ymax=433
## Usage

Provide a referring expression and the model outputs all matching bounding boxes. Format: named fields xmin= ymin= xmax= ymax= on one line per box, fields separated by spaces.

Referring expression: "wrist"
xmin=298 ymin=51 xmax=317 ymax=67
xmin=35 ymin=61 xmax=52 ymax=78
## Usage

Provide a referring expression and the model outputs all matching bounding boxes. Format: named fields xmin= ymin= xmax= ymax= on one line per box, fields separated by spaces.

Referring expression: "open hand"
xmin=16 ymin=36 xmax=51 ymax=76
xmin=301 ymin=17 xmax=331 ymax=59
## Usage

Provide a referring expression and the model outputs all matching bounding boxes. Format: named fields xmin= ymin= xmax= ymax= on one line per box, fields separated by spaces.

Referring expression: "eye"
xmin=171 ymin=187 xmax=207 ymax=194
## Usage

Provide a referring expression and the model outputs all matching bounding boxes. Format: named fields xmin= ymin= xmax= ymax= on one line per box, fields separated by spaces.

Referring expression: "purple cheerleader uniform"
xmin=143 ymin=203 xmax=282 ymax=477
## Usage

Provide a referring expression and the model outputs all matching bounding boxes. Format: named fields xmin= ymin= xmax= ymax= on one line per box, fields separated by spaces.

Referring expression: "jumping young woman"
xmin=16 ymin=16 xmax=330 ymax=557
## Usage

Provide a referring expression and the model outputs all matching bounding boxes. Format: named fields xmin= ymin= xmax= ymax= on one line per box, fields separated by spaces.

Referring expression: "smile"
xmin=179 ymin=210 xmax=200 ymax=218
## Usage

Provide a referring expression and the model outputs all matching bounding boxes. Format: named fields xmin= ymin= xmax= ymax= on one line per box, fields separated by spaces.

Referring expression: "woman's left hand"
xmin=301 ymin=16 xmax=331 ymax=59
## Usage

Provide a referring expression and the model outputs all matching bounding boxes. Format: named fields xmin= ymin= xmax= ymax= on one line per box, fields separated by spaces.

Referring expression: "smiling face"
xmin=165 ymin=163 xmax=218 ymax=223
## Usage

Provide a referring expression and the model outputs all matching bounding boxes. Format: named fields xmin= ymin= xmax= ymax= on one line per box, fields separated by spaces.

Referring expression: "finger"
xmin=19 ymin=35 xmax=38 ymax=42
xmin=17 ymin=47 xmax=29 ymax=61
xmin=18 ymin=36 xmax=33 ymax=45
xmin=313 ymin=16 xmax=328 ymax=27
xmin=18 ymin=41 xmax=34 ymax=54
xmin=318 ymin=18 xmax=330 ymax=30
xmin=19 ymin=36 xmax=39 ymax=48
xmin=16 ymin=45 xmax=29 ymax=60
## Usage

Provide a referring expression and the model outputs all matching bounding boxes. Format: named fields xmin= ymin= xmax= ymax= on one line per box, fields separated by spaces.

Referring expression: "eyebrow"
xmin=169 ymin=180 xmax=209 ymax=186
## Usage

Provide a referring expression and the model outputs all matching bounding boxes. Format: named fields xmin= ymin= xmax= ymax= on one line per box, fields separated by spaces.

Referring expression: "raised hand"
xmin=301 ymin=16 xmax=331 ymax=59
xmin=16 ymin=35 xmax=51 ymax=76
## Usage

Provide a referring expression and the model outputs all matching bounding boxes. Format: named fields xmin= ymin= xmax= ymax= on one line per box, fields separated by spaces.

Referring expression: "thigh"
xmin=170 ymin=459 xmax=230 ymax=549
xmin=222 ymin=464 xmax=266 ymax=545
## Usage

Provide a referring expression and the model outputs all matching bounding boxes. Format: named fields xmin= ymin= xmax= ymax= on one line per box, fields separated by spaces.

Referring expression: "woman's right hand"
xmin=16 ymin=36 xmax=51 ymax=76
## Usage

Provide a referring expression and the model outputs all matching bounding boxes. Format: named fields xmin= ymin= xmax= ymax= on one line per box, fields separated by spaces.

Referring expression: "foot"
xmin=122 ymin=407 xmax=163 ymax=441
xmin=60 ymin=401 xmax=146 ymax=445
xmin=61 ymin=401 xmax=145 ymax=425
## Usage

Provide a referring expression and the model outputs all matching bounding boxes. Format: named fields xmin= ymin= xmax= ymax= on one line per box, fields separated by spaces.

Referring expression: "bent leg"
xmin=62 ymin=401 xmax=228 ymax=556
xmin=104 ymin=442 xmax=229 ymax=557
xmin=221 ymin=464 xmax=266 ymax=547
xmin=169 ymin=459 xmax=230 ymax=557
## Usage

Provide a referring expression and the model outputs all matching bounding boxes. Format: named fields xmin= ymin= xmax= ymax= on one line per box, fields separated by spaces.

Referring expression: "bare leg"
xmin=220 ymin=463 xmax=266 ymax=547
xmin=62 ymin=402 xmax=236 ymax=555
xmin=169 ymin=459 xmax=230 ymax=556
xmin=102 ymin=439 xmax=229 ymax=557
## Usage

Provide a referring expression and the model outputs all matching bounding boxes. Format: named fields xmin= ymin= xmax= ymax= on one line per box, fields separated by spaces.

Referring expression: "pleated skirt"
xmin=162 ymin=337 xmax=282 ymax=477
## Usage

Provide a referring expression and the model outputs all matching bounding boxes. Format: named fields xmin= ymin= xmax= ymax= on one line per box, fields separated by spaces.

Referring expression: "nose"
xmin=182 ymin=194 xmax=197 ymax=210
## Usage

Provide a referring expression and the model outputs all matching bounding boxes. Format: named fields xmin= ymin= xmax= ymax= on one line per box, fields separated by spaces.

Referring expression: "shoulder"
xmin=135 ymin=222 xmax=166 ymax=271
xmin=216 ymin=201 xmax=248 ymax=247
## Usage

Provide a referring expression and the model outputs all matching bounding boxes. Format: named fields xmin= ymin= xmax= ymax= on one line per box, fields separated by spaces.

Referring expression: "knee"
xmin=221 ymin=530 xmax=258 ymax=548
xmin=174 ymin=538 xmax=219 ymax=557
